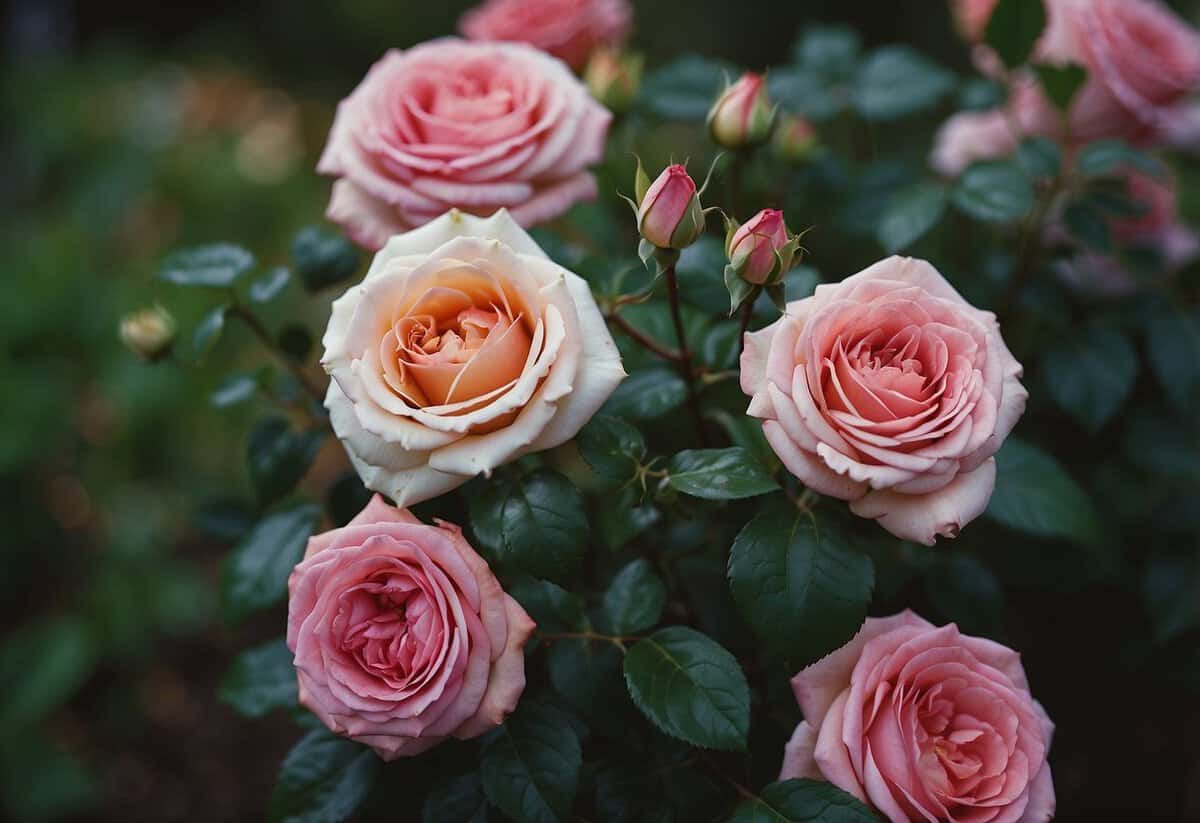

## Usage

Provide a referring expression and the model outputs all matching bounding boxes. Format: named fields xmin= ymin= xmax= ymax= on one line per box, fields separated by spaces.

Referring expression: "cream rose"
xmin=322 ymin=209 xmax=625 ymax=505
xmin=739 ymin=257 xmax=1027 ymax=545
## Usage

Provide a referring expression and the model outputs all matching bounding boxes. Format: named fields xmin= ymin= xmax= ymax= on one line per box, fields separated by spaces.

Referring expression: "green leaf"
xmin=1142 ymin=555 xmax=1200 ymax=645
xmin=601 ymin=368 xmax=688 ymax=421
xmin=985 ymin=438 xmax=1102 ymax=546
xmin=952 ymin=161 xmax=1034 ymax=223
xmin=193 ymin=304 xmax=228 ymax=359
xmin=278 ymin=325 xmax=313 ymax=361
xmin=269 ymin=729 xmax=379 ymax=823
xmin=291 ymin=226 xmax=361 ymax=291
xmin=793 ymin=25 xmax=862 ymax=76
xmin=160 ymin=243 xmax=255 ymax=287
xmin=853 ymin=46 xmax=954 ymax=120
xmin=1063 ymin=201 xmax=1113 ymax=252
xmin=678 ymin=236 xmax=737 ymax=315
xmin=469 ymin=469 xmax=588 ymax=582
xmin=729 ymin=779 xmax=882 ymax=822
xmin=220 ymin=638 xmax=298 ymax=718
xmin=1042 ymin=322 xmax=1137 ymax=432
xmin=248 ymin=417 xmax=325 ymax=506
xmin=1075 ymin=139 xmax=1164 ymax=178
xmin=728 ymin=508 xmax=874 ymax=668
xmin=423 ymin=773 xmax=491 ymax=823
xmin=1143 ymin=300 xmax=1200 ymax=412
xmin=548 ymin=639 xmax=625 ymax=714
xmin=1 ymin=733 xmax=100 ymax=822
xmin=984 ymin=0 xmax=1047 ymax=68
xmin=876 ymin=182 xmax=947 ymax=253
xmin=576 ymin=415 xmax=647 ymax=487
xmin=702 ymin=320 xmax=742 ymax=369
xmin=506 ymin=576 xmax=585 ymax=632
xmin=922 ymin=553 xmax=1004 ymax=636
xmin=211 ymin=371 xmax=261 ymax=408
xmin=959 ymin=77 xmax=1005 ymax=111
xmin=222 ymin=501 xmax=321 ymax=623
xmin=250 ymin=266 xmax=292 ymax=303
xmin=604 ymin=558 xmax=667 ymax=634
xmin=481 ymin=701 xmax=583 ymax=823
xmin=0 ymin=616 xmax=97 ymax=734
xmin=1035 ymin=63 xmax=1087 ymax=111
xmin=667 ymin=447 xmax=780 ymax=500
xmin=1015 ymin=136 xmax=1063 ymax=180
xmin=623 ymin=626 xmax=750 ymax=751
xmin=637 ymin=55 xmax=735 ymax=120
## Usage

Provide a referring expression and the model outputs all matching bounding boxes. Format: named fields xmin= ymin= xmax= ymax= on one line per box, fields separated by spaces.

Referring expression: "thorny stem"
xmin=227 ymin=304 xmax=326 ymax=406
xmin=698 ymin=752 xmax=755 ymax=801
xmin=664 ymin=262 xmax=710 ymax=446
xmin=999 ymin=175 xmax=1063 ymax=322
xmin=605 ymin=309 xmax=684 ymax=362
xmin=736 ymin=297 xmax=755 ymax=358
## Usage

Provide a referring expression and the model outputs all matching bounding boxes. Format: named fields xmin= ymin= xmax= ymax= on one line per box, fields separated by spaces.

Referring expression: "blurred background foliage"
xmin=3 ymin=0 xmax=1200 ymax=821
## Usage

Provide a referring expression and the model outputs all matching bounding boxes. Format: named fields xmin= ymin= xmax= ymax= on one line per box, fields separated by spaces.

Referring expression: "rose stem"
xmin=227 ymin=304 xmax=327 ymax=406
xmin=736 ymin=297 xmax=754 ymax=358
xmin=664 ymin=262 xmax=709 ymax=446
xmin=604 ymin=309 xmax=683 ymax=362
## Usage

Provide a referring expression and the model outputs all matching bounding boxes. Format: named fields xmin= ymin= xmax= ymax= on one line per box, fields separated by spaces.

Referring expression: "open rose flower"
xmin=740 ymin=257 xmax=1026 ymax=545
xmin=460 ymin=0 xmax=633 ymax=70
xmin=287 ymin=495 xmax=535 ymax=760
xmin=781 ymin=611 xmax=1055 ymax=823
xmin=322 ymin=209 xmax=625 ymax=505
xmin=930 ymin=78 xmax=1059 ymax=177
xmin=318 ymin=39 xmax=611 ymax=250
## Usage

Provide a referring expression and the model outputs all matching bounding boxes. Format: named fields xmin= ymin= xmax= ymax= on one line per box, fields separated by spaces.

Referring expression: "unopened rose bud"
xmin=773 ymin=115 xmax=817 ymax=163
xmin=727 ymin=209 xmax=793 ymax=285
xmin=637 ymin=163 xmax=705 ymax=250
xmin=119 ymin=305 xmax=176 ymax=362
xmin=585 ymin=48 xmax=643 ymax=113
xmin=707 ymin=72 xmax=776 ymax=150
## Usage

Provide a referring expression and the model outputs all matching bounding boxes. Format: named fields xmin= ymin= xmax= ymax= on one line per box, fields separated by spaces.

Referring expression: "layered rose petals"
xmin=460 ymin=0 xmax=633 ymax=70
xmin=322 ymin=209 xmax=625 ymax=506
xmin=287 ymin=495 xmax=535 ymax=759
xmin=780 ymin=612 xmax=1055 ymax=823
xmin=740 ymin=257 xmax=1026 ymax=545
xmin=318 ymin=39 xmax=612 ymax=248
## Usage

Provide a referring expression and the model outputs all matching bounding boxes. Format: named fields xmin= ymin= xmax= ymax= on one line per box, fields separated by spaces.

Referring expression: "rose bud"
xmin=727 ymin=208 xmax=795 ymax=286
xmin=585 ymin=48 xmax=643 ymax=113
xmin=707 ymin=72 xmax=776 ymax=149
xmin=119 ymin=305 xmax=175 ymax=362
xmin=636 ymin=163 xmax=706 ymax=250
xmin=772 ymin=115 xmax=817 ymax=163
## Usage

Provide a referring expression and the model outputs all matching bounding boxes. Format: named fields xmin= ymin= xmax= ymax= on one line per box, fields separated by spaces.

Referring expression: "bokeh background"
xmin=3 ymin=1 xmax=1199 ymax=820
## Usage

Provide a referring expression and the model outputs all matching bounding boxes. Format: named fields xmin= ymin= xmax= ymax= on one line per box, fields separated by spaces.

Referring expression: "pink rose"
xmin=930 ymin=78 xmax=1059 ymax=177
xmin=781 ymin=611 xmax=1055 ymax=823
xmin=728 ymin=208 xmax=791 ymax=286
xmin=287 ymin=495 xmax=535 ymax=760
xmin=739 ymin=257 xmax=1027 ymax=545
xmin=707 ymin=72 xmax=776 ymax=150
xmin=317 ymin=39 xmax=611 ymax=250
xmin=460 ymin=0 xmax=632 ymax=70
xmin=637 ymin=164 xmax=705 ymax=250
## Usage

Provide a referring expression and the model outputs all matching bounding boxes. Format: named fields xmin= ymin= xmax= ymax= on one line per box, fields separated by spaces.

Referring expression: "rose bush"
xmin=317 ymin=38 xmax=611 ymax=249
xmin=287 ymin=495 xmax=534 ymax=759
xmin=781 ymin=611 xmax=1055 ymax=823
xmin=741 ymin=256 xmax=1026 ymax=544
xmin=321 ymin=208 xmax=624 ymax=505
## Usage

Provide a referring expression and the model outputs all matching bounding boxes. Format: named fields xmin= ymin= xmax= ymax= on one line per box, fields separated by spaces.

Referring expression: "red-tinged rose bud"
xmin=707 ymin=72 xmax=776 ymax=149
xmin=727 ymin=209 xmax=793 ymax=285
xmin=119 ymin=305 xmax=176 ymax=362
xmin=773 ymin=115 xmax=818 ymax=163
xmin=585 ymin=48 xmax=643 ymax=113
xmin=638 ymin=164 xmax=705 ymax=250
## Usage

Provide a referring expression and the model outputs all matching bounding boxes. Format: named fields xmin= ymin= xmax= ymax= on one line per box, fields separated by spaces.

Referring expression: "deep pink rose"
xmin=728 ymin=208 xmax=790 ymax=285
xmin=739 ymin=257 xmax=1027 ymax=545
xmin=286 ymin=495 xmax=535 ymax=760
xmin=781 ymin=611 xmax=1055 ymax=823
xmin=317 ymin=39 xmax=611 ymax=249
xmin=638 ymin=164 xmax=704 ymax=250
xmin=460 ymin=0 xmax=632 ymax=70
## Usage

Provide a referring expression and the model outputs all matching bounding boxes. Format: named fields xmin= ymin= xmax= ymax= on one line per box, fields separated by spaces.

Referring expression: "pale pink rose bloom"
xmin=930 ymin=78 xmax=1060 ymax=176
xmin=637 ymin=164 xmax=703 ymax=249
xmin=318 ymin=39 xmax=611 ymax=250
xmin=460 ymin=0 xmax=632 ymax=70
xmin=729 ymin=208 xmax=790 ymax=285
xmin=287 ymin=495 xmax=536 ymax=760
xmin=740 ymin=257 xmax=1027 ymax=545
xmin=322 ymin=210 xmax=625 ymax=505
xmin=780 ymin=611 xmax=1055 ymax=823
xmin=707 ymin=72 xmax=775 ymax=149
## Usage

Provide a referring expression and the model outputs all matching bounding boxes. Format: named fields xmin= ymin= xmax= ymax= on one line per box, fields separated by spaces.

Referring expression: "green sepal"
xmin=724 ymin=264 xmax=758 ymax=314
xmin=765 ymin=281 xmax=788 ymax=312
xmin=634 ymin=155 xmax=652 ymax=205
